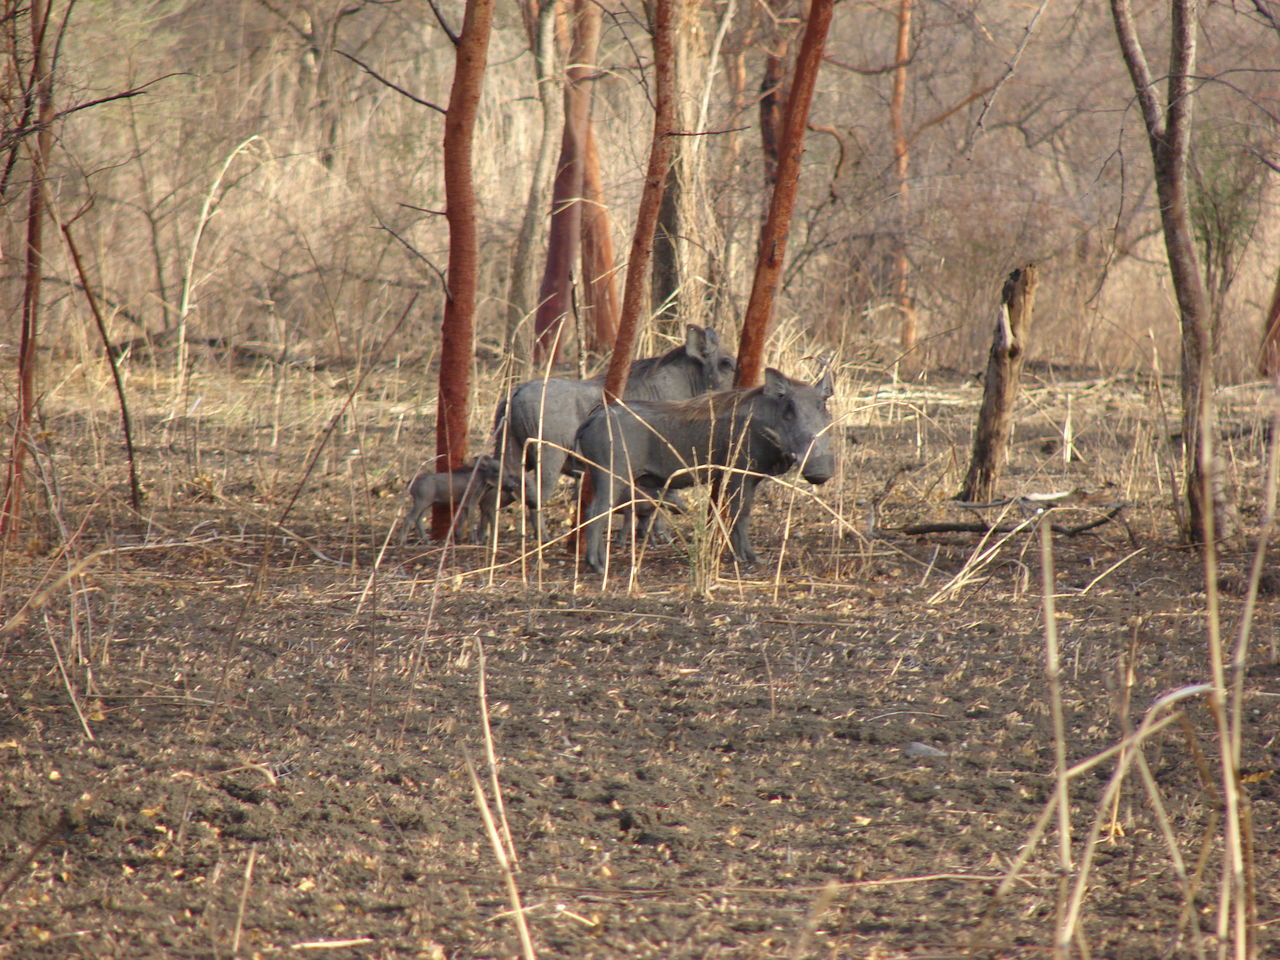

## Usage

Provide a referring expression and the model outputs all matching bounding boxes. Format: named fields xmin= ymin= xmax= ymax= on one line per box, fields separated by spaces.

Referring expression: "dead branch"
xmin=900 ymin=504 xmax=1129 ymax=538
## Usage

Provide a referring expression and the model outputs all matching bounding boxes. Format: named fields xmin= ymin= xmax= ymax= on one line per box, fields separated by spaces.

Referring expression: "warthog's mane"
xmin=581 ymin=341 xmax=689 ymax=387
xmin=659 ymin=385 xmax=767 ymax=424
xmin=629 ymin=340 xmax=694 ymax=378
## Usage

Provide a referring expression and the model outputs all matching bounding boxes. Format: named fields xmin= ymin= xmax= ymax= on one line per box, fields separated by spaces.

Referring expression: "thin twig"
xmin=60 ymin=219 xmax=142 ymax=509
xmin=335 ymin=49 xmax=445 ymax=112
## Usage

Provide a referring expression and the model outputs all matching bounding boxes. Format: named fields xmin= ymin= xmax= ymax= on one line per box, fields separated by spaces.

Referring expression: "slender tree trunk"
xmin=735 ymin=0 xmax=834 ymax=387
xmin=432 ymin=0 xmax=495 ymax=540
xmin=958 ymin=266 xmax=1037 ymax=503
xmin=651 ymin=146 xmax=682 ymax=338
xmin=572 ymin=0 xmax=675 ymax=554
xmin=533 ymin=0 xmax=600 ymax=365
xmin=61 ymin=223 xmax=144 ymax=512
xmin=580 ymin=122 xmax=619 ymax=351
xmin=1258 ymin=265 xmax=1280 ymax=377
xmin=713 ymin=48 xmax=748 ymax=328
xmin=601 ymin=0 xmax=675 ymax=401
xmin=890 ymin=0 xmax=918 ymax=363
xmin=650 ymin=0 xmax=709 ymax=341
xmin=1110 ymin=0 xmax=1237 ymax=548
xmin=757 ymin=52 xmax=788 ymax=230
xmin=2 ymin=0 xmax=53 ymax=544
xmin=505 ymin=0 xmax=562 ymax=355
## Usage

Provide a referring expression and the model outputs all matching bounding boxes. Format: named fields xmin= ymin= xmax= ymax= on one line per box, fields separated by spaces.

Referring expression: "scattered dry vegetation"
xmin=1 ymin=348 xmax=1278 ymax=958
xmin=4 ymin=0 xmax=1280 ymax=956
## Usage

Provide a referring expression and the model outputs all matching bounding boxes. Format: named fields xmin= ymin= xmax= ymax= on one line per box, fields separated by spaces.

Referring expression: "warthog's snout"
xmin=802 ymin=453 xmax=835 ymax=485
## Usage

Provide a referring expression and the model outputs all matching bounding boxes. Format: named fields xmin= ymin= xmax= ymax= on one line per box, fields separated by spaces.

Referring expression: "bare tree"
xmin=889 ymin=0 xmax=917 ymax=363
xmin=580 ymin=122 xmax=619 ymax=352
xmin=533 ymin=0 xmax=601 ymax=365
xmin=600 ymin=0 xmax=676 ymax=401
xmin=1109 ymin=0 xmax=1237 ymax=547
xmin=1 ymin=0 xmax=55 ymax=544
xmin=505 ymin=0 xmax=562 ymax=354
xmin=432 ymin=0 xmax=496 ymax=540
xmin=736 ymin=0 xmax=834 ymax=387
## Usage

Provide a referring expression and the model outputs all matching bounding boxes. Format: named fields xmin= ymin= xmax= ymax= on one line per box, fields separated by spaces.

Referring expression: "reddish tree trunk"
xmin=2 ymin=0 xmax=53 ymax=544
xmin=736 ymin=0 xmax=834 ymax=387
xmin=505 ymin=0 xmax=562 ymax=348
xmin=580 ymin=124 xmax=619 ymax=352
xmin=601 ymin=0 xmax=675 ymax=400
xmin=571 ymin=0 xmax=675 ymax=554
xmin=533 ymin=0 xmax=600 ymax=365
xmin=431 ymin=0 xmax=496 ymax=540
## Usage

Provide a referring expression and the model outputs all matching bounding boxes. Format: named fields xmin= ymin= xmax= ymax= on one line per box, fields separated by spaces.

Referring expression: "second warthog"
xmin=573 ymin=367 xmax=836 ymax=574
xmin=493 ymin=324 xmax=736 ymax=537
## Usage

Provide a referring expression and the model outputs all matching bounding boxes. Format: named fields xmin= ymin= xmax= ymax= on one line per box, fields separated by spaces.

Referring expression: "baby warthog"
xmin=400 ymin=455 xmax=520 ymax=545
xmin=573 ymin=367 xmax=835 ymax=574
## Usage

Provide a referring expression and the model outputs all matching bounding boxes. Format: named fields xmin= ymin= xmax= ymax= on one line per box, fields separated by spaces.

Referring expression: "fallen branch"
xmin=901 ymin=504 xmax=1128 ymax=538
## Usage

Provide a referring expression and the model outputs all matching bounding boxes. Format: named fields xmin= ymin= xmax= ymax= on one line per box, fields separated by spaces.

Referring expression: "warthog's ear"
xmin=763 ymin=368 xmax=790 ymax=398
xmin=691 ymin=330 xmax=711 ymax=363
xmin=814 ymin=370 xmax=834 ymax=400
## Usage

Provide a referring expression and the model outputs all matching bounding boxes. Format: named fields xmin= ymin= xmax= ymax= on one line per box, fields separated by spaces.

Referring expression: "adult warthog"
xmin=493 ymin=324 xmax=736 ymax=537
xmin=573 ymin=367 xmax=835 ymax=574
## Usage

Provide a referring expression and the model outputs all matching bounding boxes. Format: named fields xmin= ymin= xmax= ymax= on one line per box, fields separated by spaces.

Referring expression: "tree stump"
xmin=958 ymin=265 xmax=1038 ymax=503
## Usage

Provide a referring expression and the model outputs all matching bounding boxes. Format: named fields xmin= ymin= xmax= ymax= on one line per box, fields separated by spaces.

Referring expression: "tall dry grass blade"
xmin=979 ymin=705 xmax=1190 ymax=944
xmin=231 ymin=847 xmax=257 ymax=957
xmin=44 ymin=611 xmax=94 ymax=741
xmin=1040 ymin=519 xmax=1074 ymax=960
xmin=475 ymin=638 xmax=518 ymax=867
xmin=1231 ymin=401 xmax=1280 ymax=749
xmin=926 ymin=502 xmax=1035 ymax=604
xmin=1194 ymin=390 xmax=1250 ymax=959
xmin=172 ymin=135 xmax=264 ymax=411
xmin=1058 ymin=685 xmax=1214 ymax=954
xmin=463 ymin=750 xmax=537 ymax=960
xmin=1132 ymin=745 xmax=1207 ymax=959
xmin=790 ymin=879 xmax=839 ymax=960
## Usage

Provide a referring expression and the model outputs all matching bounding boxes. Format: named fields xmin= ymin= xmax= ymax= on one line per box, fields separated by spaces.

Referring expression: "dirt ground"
xmin=1 ymin=357 xmax=1278 ymax=959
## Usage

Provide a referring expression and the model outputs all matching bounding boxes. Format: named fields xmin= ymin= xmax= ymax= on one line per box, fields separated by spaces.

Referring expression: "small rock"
xmin=903 ymin=741 xmax=947 ymax=759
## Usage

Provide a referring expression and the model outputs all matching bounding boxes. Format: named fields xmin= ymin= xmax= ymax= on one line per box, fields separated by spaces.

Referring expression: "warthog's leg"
xmin=633 ymin=485 xmax=685 ymax=545
xmin=535 ymin=446 xmax=568 ymax=541
xmin=726 ymin=476 xmax=762 ymax=566
xmin=471 ymin=483 xmax=505 ymax=544
xmin=400 ymin=505 xmax=425 ymax=545
xmin=583 ymin=466 xmax=621 ymax=575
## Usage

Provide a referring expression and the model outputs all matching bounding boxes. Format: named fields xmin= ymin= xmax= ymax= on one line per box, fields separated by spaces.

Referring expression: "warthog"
xmin=493 ymin=324 xmax=736 ymax=537
xmin=573 ymin=367 xmax=835 ymax=574
xmin=400 ymin=455 xmax=522 ymax=545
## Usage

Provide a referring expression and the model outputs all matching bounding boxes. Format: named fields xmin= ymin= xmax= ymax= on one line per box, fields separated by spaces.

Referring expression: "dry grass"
xmin=0 ymin=349 xmax=1277 ymax=957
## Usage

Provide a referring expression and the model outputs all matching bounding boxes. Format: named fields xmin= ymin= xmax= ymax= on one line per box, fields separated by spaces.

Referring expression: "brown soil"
xmin=1 ymin=361 xmax=1277 ymax=959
